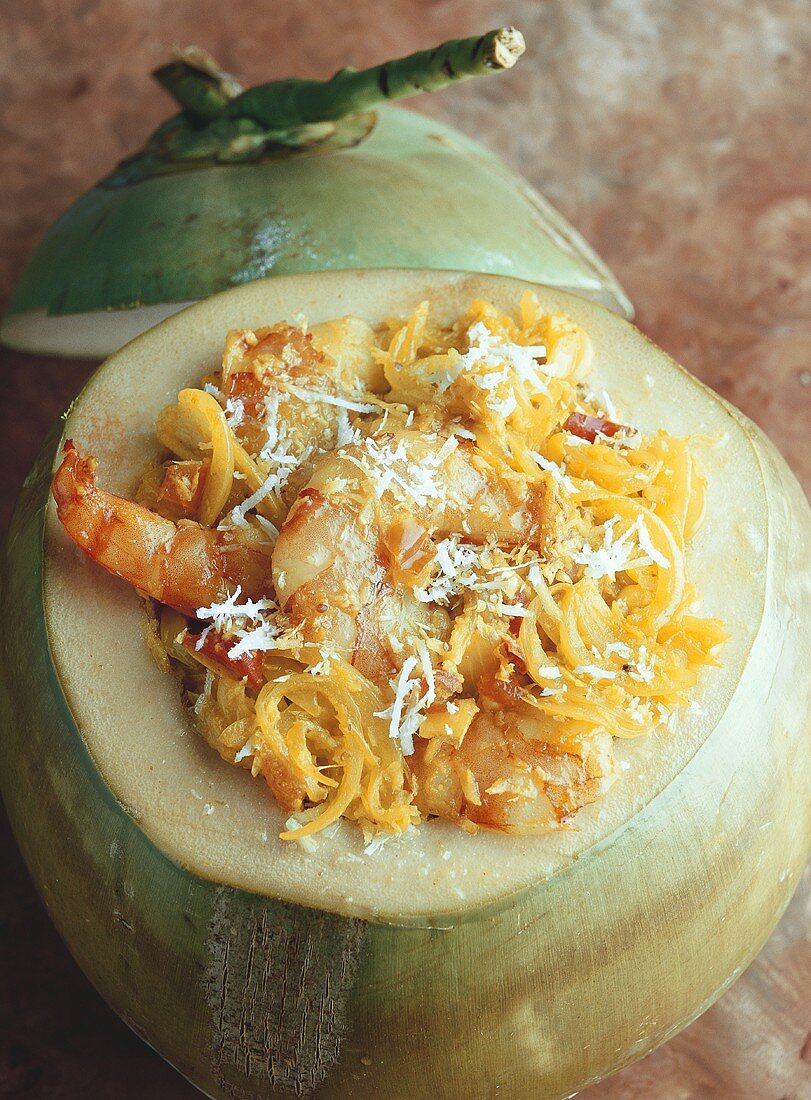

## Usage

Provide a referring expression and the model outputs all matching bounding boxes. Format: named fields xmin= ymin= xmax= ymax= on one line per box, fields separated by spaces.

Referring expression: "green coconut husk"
xmin=153 ymin=46 xmax=244 ymax=121
xmin=1 ymin=270 xmax=809 ymax=1099
xmin=156 ymin=29 xmax=524 ymax=133
xmin=1 ymin=32 xmax=632 ymax=359
xmin=222 ymin=28 xmax=525 ymax=129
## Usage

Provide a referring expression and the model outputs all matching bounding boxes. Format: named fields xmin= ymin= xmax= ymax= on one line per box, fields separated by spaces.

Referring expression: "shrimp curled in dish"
xmin=52 ymin=441 xmax=272 ymax=618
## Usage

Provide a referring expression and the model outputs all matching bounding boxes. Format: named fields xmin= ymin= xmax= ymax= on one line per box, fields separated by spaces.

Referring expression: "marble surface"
xmin=0 ymin=1 xmax=809 ymax=1097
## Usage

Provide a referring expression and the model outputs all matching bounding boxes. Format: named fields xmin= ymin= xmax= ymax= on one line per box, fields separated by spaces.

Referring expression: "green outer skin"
xmin=3 ymin=106 xmax=631 ymax=322
xmin=1 ymin=389 xmax=810 ymax=1095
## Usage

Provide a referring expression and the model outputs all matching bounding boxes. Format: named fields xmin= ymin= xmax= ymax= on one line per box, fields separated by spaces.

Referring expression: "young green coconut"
xmin=0 ymin=30 xmax=632 ymax=359
xmin=1 ymin=269 xmax=809 ymax=1100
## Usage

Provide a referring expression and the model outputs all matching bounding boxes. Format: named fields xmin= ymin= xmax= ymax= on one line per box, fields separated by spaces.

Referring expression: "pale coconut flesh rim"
xmin=44 ymin=269 xmax=767 ymax=921
xmin=0 ymin=302 xmax=196 ymax=360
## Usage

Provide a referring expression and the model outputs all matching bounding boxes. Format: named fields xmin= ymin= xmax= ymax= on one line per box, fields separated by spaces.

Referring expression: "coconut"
xmin=0 ymin=31 xmax=631 ymax=360
xmin=1 ymin=269 xmax=809 ymax=1100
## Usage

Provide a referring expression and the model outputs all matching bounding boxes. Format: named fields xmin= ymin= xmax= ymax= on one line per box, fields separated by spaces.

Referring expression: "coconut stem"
xmin=226 ymin=27 xmax=525 ymax=129
xmin=153 ymin=47 xmax=243 ymax=122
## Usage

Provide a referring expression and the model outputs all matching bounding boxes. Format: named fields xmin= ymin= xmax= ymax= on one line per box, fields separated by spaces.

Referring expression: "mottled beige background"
xmin=0 ymin=1 xmax=809 ymax=1098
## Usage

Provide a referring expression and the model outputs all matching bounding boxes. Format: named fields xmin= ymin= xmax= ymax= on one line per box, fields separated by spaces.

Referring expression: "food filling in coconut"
xmin=52 ymin=295 xmax=726 ymax=844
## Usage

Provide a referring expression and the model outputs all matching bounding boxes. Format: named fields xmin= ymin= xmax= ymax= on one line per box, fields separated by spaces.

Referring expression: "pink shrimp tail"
xmin=52 ymin=440 xmax=97 ymax=514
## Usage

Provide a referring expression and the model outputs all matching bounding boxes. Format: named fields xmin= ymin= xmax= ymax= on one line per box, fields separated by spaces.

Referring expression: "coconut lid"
xmin=1 ymin=31 xmax=632 ymax=359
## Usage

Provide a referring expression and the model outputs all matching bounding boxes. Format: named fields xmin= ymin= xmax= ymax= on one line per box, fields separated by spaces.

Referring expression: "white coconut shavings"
xmin=347 ymin=436 xmax=458 ymax=510
xmin=460 ymin=322 xmax=549 ymax=389
xmin=335 ymin=405 xmax=362 ymax=448
xmin=573 ymin=664 xmax=617 ymax=682
xmin=308 ymin=647 xmax=341 ymax=676
xmin=486 ymin=391 xmax=519 ymax=418
xmin=224 ymin=397 xmax=245 ymax=428
xmin=433 ymin=434 xmax=460 ymax=466
xmin=417 ymin=541 xmax=546 ymax=615
xmin=196 ymin=586 xmax=275 ymax=632
xmin=255 ymin=446 xmax=301 ymax=480
xmin=451 ymin=423 xmax=477 ymax=440
xmin=373 ymin=642 xmax=439 ymax=758
xmin=471 ymin=364 xmax=509 ymax=392
xmin=487 ymin=558 xmax=543 ymax=576
xmin=635 ymin=517 xmax=670 ymax=568
xmin=346 ymin=438 xmax=406 ymax=497
xmin=564 ymin=432 xmax=590 ymax=447
xmin=227 ymin=462 xmax=296 ymax=527
xmin=486 ymin=775 xmax=538 ymax=798
xmin=284 ymin=385 xmax=377 ymax=414
xmin=374 ymin=655 xmax=423 ymax=757
xmin=257 ymin=397 xmax=296 ymax=467
xmin=494 ymin=602 xmax=533 ymax=618
xmin=574 ymin=516 xmax=670 ymax=580
xmin=600 ymin=390 xmax=618 ymax=420
xmin=531 ymin=451 xmax=576 ymax=493
xmin=228 ymin=621 xmax=281 ymax=660
xmin=218 ymin=387 xmax=316 ymax=524
xmin=415 ymin=536 xmax=480 ymax=604
xmin=627 ymin=696 xmax=652 ymax=725
xmin=416 ymin=640 xmax=436 ymax=708
xmin=261 ymin=391 xmax=280 ymax=451
xmin=627 ymin=645 xmax=656 ymax=684
xmin=600 ymin=428 xmax=642 ymax=451
xmin=425 ymin=321 xmax=549 ymax=396
xmin=283 ymin=817 xmax=319 ymax=853
xmin=253 ymin=514 xmax=280 ymax=542
xmin=234 ymin=736 xmax=257 ymax=763
xmin=195 ymin=586 xmax=282 ymax=662
xmin=363 ymin=833 xmax=393 ymax=856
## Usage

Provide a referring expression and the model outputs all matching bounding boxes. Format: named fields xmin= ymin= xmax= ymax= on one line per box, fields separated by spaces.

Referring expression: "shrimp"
xmin=271 ymin=430 xmax=556 ymax=675
xmin=270 ymin=475 xmax=449 ymax=677
xmin=52 ymin=441 xmax=272 ymax=618
xmin=220 ymin=324 xmax=334 ymax=455
xmin=214 ymin=320 xmax=381 ymax=508
xmin=410 ymin=704 xmax=614 ymax=833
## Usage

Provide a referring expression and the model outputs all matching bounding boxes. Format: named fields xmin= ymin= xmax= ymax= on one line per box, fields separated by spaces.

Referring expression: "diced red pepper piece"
xmin=184 ymin=630 xmax=265 ymax=690
xmin=563 ymin=412 xmax=631 ymax=443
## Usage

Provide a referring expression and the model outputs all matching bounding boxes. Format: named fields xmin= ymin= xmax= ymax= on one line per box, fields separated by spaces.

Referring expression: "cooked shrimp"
xmin=271 ymin=430 xmax=556 ymax=672
xmin=216 ymin=321 xmax=381 ymax=506
xmin=52 ymin=441 xmax=272 ymax=617
xmin=410 ymin=705 xmax=613 ymax=833
xmin=220 ymin=324 xmax=334 ymax=454
xmin=223 ymin=317 xmax=380 ymax=395
xmin=270 ymin=477 xmax=449 ymax=677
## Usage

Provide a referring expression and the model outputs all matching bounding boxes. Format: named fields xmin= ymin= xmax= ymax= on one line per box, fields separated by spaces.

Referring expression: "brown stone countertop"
xmin=0 ymin=2 xmax=808 ymax=1098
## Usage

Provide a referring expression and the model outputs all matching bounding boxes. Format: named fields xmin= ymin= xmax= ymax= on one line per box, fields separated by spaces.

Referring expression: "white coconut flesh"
xmin=44 ymin=269 xmax=771 ymax=921
xmin=2 ymin=280 xmax=629 ymax=361
xmin=1 ymin=302 xmax=197 ymax=360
